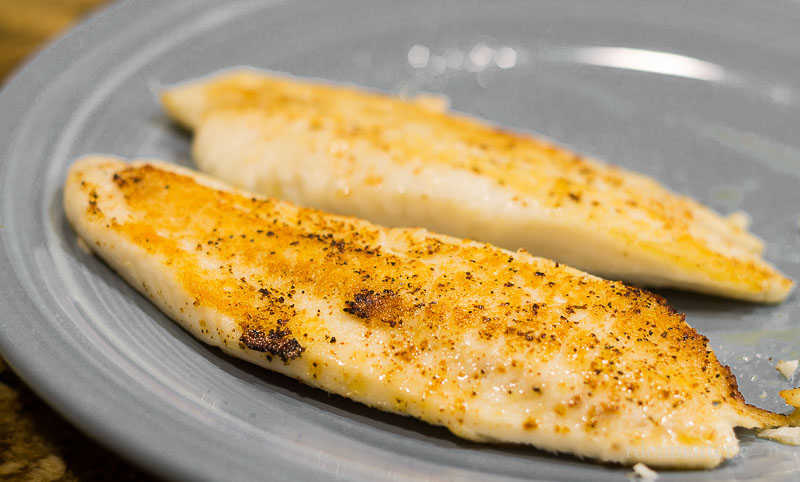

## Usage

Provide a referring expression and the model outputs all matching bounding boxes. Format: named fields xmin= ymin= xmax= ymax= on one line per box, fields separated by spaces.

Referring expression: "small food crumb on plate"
xmin=776 ymin=360 xmax=799 ymax=380
xmin=631 ymin=462 xmax=658 ymax=480
xmin=757 ymin=427 xmax=800 ymax=446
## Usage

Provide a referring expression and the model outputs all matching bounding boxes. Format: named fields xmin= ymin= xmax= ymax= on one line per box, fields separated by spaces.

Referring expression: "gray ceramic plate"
xmin=1 ymin=0 xmax=799 ymax=480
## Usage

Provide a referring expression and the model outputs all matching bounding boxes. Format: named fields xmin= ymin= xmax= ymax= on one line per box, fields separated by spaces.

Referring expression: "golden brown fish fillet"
xmin=161 ymin=68 xmax=793 ymax=303
xmin=64 ymin=156 xmax=789 ymax=468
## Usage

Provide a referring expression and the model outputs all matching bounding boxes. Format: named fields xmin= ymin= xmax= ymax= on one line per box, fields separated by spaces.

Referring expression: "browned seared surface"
xmin=63 ymin=158 xmax=789 ymax=467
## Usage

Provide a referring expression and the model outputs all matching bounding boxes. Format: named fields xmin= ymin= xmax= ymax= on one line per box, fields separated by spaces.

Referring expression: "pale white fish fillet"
xmin=64 ymin=156 xmax=790 ymax=469
xmin=161 ymin=68 xmax=794 ymax=303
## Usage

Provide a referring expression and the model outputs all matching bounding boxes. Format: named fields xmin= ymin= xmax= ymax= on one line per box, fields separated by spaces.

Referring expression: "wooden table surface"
xmin=1 ymin=1 xmax=153 ymax=480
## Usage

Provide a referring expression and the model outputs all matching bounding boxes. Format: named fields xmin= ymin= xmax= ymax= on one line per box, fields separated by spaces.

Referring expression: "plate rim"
xmin=1 ymin=1 xmax=799 ymax=481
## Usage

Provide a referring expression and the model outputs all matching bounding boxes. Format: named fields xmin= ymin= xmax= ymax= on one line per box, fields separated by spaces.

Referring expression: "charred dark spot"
xmin=343 ymin=289 xmax=397 ymax=319
xmin=330 ymin=239 xmax=346 ymax=252
xmin=112 ymin=171 xmax=142 ymax=187
xmin=240 ymin=328 xmax=304 ymax=362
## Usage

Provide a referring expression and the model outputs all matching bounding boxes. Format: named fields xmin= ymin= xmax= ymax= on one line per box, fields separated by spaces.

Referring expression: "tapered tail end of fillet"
xmin=161 ymin=82 xmax=207 ymax=131
xmin=161 ymin=67 xmax=266 ymax=130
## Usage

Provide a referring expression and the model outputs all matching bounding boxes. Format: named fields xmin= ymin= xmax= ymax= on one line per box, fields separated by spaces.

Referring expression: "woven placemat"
xmin=0 ymin=359 xmax=150 ymax=480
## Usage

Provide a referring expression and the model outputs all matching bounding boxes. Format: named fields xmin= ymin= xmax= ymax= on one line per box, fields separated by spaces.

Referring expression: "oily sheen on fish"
xmin=161 ymin=69 xmax=793 ymax=303
xmin=64 ymin=156 xmax=790 ymax=468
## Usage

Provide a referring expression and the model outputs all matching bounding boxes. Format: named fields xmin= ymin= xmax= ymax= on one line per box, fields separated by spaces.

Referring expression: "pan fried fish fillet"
xmin=64 ymin=156 xmax=789 ymax=468
xmin=161 ymin=69 xmax=793 ymax=303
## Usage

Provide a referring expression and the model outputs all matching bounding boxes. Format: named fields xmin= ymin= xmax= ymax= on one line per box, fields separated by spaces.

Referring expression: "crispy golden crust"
xmin=66 ymin=158 xmax=787 ymax=467
xmin=162 ymin=70 xmax=793 ymax=302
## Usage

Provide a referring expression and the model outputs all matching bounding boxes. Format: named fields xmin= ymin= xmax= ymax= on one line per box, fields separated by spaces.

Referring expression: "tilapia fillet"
xmin=161 ymin=69 xmax=793 ymax=303
xmin=64 ymin=156 xmax=789 ymax=468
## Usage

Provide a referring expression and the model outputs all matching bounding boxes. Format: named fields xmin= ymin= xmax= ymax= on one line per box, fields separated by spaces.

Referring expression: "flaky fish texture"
xmin=161 ymin=68 xmax=793 ymax=303
xmin=64 ymin=156 xmax=789 ymax=468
